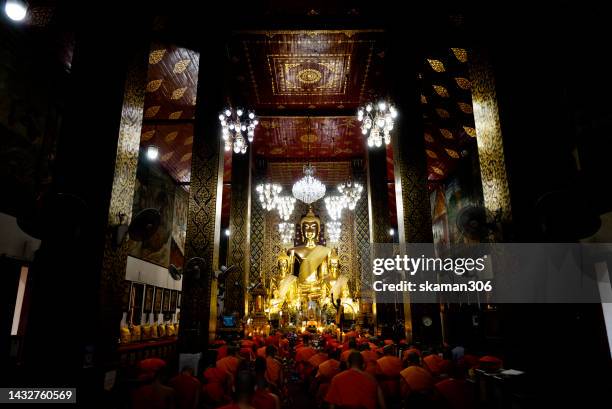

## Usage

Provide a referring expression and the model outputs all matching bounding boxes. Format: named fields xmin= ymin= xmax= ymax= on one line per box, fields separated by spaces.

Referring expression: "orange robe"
xmin=169 ymin=373 xmax=201 ymax=409
xmin=376 ymin=355 xmax=403 ymax=398
xmin=251 ymin=389 xmax=277 ymax=409
xmin=423 ymin=354 xmax=444 ymax=375
xmin=216 ymin=356 xmax=240 ymax=379
xmin=202 ymin=367 xmax=230 ymax=405
xmin=317 ymin=359 xmax=341 ymax=380
xmin=435 ymin=378 xmax=474 ymax=409
xmin=400 ymin=366 xmax=434 ymax=394
xmin=340 ymin=348 xmax=358 ymax=363
xmin=265 ymin=356 xmax=282 ymax=387
xmin=325 ymin=369 xmax=378 ymax=409
xmin=361 ymin=350 xmax=379 ymax=376
xmin=402 ymin=347 xmax=421 ymax=361
xmin=257 ymin=346 xmax=266 ymax=358
xmin=295 ymin=346 xmax=316 ymax=362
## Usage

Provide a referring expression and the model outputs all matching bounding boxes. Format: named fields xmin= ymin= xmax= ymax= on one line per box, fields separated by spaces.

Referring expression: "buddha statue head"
xmin=300 ymin=207 xmax=320 ymax=248
xmin=277 ymin=250 xmax=291 ymax=278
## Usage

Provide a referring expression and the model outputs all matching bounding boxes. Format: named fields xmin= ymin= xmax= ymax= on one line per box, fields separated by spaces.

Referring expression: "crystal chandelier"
xmin=324 ymin=196 xmax=346 ymax=221
xmin=219 ymin=108 xmax=258 ymax=154
xmin=292 ymin=163 xmax=326 ymax=204
xmin=256 ymin=183 xmax=282 ymax=211
xmin=327 ymin=221 xmax=341 ymax=243
xmin=338 ymin=180 xmax=364 ymax=210
xmin=276 ymin=196 xmax=296 ymax=221
xmin=278 ymin=222 xmax=295 ymax=245
xmin=357 ymin=101 xmax=397 ymax=148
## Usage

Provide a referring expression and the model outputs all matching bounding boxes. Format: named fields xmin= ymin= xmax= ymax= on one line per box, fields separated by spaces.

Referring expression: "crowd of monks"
xmin=130 ymin=329 xmax=504 ymax=409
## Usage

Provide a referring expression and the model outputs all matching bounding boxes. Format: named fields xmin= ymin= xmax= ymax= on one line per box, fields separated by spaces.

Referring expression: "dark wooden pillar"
xmin=20 ymin=10 xmax=150 ymax=399
xmin=178 ymin=43 xmax=226 ymax=354
xmin=225 ymin=151 xmax=252 ymax=317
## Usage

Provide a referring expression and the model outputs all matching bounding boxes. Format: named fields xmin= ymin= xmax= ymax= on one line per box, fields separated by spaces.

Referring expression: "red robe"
xmin=325 ymin=369 xmax=378 ymax=409
xmin=169 ymin=373 xmax=201 ymax=409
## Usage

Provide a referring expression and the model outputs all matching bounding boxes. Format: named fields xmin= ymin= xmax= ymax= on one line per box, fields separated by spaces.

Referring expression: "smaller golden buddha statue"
xmin=277 ymin=250 xmax=297 ymax=303
xmin=329 ymin=248 xmax=340 ymax=281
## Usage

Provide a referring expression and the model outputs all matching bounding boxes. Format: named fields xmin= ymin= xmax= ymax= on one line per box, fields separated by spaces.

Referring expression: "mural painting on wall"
xmin=430 ymin=157 xmax=484 ymax=255
xmin=128 ymin=158 xmax=176 ymax=267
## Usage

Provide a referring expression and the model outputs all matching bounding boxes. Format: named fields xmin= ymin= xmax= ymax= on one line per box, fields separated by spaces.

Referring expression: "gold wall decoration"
xmin=435 ymin=108 xmax=450 ymax=119
xmin=427 ymin=59 xmax=445 ymax=72
xmin=433 ymin=85 xmax=450 ymax=98
xmin=180 ymin=152 xmax=192 ymax=162
xmin=171 ymin=87 xmax=187 ymax=100
xmin=149 ymin=49 xmax=166 ymax=64
xmin=146 ymin=79 xmax=163 ymax=92
xmin=451 ymin=48 xmax=468 ymax=63
xmin=463 ymin=126 xmax=476 ymax=137
xmin=173 ymin=59 xmax=191 ymax=74
xmin=164 ymin=131 xmax=178 ymax=142
xmin=469 ymin=48 xmax=512 ymax=224
xmin=426 ymin=149 xmax=438 ymax=159
xmin=455 ymin=77 xmax=471 ymax=90
xmin=445 ymin=148 xmax=459 ymax=158
xmin=160 ymin=151 xmax=174 ymax=162
xmin=420 ymin=94 xmax=428 ymax=104
xmin=183 ymin=136 xmax=193 ymax=145
xmin=144 ymin=105 xmax=160 ymax=118
xmin=142 ymin=129 xmax=155 ymax=141
xmin=169 ymin=110 xmax=183 ymax=119
xmin=424 ymin=132 xmax=434 ymax=143
xmin=440 ymin=128 xmax=453 ymax=139
xmin=458 ymin=102 xmax=473 ymax=114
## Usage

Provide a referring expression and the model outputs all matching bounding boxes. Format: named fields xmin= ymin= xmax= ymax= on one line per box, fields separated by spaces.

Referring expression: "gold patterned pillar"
xmin=179 ymin=48 xmax=225 ymax=352
xmin=353 ymin=161 xmax=373 ymax=330
xmin=469 ymin=48 xmax=512 ymax=227
xmin=225 ymin=150 xmax=252 ymax=317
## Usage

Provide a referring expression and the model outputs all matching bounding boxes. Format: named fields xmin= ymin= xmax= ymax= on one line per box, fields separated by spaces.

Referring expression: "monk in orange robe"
xmin=169 ymin=366 xmax=201 ymax=409
xmin=376 ymin=345 xmax=403 ymax=399
xmin=402 ymin=346 xmax=421 ymax=362
xmin=423 ymin=353 xmax=444 ymax=376
xmin=264 ymin=345 xmax=283 ymax=390
xmin=340 ymin=338 xmax=359 ymax=363
xmin=399 ymin=353 xmax=434 ymax=398
xmin=217 ymin=346 xmax=242 ymax=384
xmin=360 ymin=344 xmax=379 ymax=376
xmin=325 ymin=352 xmax=386 ymax=409
xmin=202 ymin=351 xmax=232 ymax=407
xmin=132 ymin=359 xmax=175 ymax=409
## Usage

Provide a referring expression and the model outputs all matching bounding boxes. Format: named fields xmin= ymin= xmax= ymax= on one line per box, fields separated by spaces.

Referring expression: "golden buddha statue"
xmin=329 ymin=248 xmax=340 ymax=281
xmin=277 ymin=250 xmax=297 ymax=303
xmin=287 ymin=208 xmax=332 ymax=302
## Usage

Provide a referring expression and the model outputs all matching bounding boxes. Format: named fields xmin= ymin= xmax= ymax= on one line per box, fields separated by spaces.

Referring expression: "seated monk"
xmin=217 ymin=370 xmax=256 ymax=409
xmin=375 ymin=345 xmax=403 ymax=399
xmin=217 ymin=346 xmax=242 ymax=386
xmin=433 ymin=366 xmax=474 ymax=409
xmin=400 ymin=353 xmax=435 ymax=398
xmin=325 ymin=352 xmax=386 ymax=409
xmin=360 ymin=343 xmax=379 ymax=377
xmin=169 ymin=366 xmax=201 ymax=409
xmin=257 ymin=345 xmax=266 ymax=358
xmin=401 ymin=346 xmax=421 ymax=363
xmin=264 ymin=345 xmax=283 ymax=391
xmin=252 ymin=357 xmax=281 ymax=409
xmin=202 ymin=350 xmax=232 ymax=407
xmin=132 ymin=360 xmax=176 ymax=409
xmin=423 ymin=352 xmax=444 ymax=376
xmin=340 ymin=338 xmax=359 ymax=363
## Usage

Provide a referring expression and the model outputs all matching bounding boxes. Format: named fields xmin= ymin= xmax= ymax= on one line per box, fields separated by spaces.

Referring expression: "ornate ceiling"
xmin=228 ymin=30 xmax=386 ymax=110
xmin=253 ymin=116 xmax=365 ymax=160
xmin=416 ymin=47 xmax=477 ymax=184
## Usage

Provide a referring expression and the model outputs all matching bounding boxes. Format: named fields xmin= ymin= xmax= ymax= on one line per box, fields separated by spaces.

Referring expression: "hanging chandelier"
xmin=219 ymin=107 xmax=258 ymax=154
xmin=338 ymin=180 xmax=364 ymax=210
xmin=357 ymin=101 xmax=397 ymax=148
xmin=292 ymin=163 xmax=326 ymax=204
xmin=256 ymin=183 xmax=282 ymax=211
xmin=324 ymin=196 xmax=346 ymax=221
xmin=327 ymin=221 xmax=341 ymax=243
xmin=276 ymin=196 xmax=296 ymax=221
xmin=278 ymin=222 xmax=295 ymax=245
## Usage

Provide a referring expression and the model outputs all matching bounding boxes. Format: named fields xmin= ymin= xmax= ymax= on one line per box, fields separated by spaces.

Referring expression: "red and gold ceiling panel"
xmin=229 ymin=30 xmax=385 ymax=109
xmin=253 ymin=116 xmax=366 ymax=160
xmin=266 ymin=161 xmax=352 ymax=188
xmin=143 ymin=43 xmax=200 ymax=121
xmin=417 ymin=48 xmax=477 ymax=183
xmin=140 ymin=123 xmax=193 ymax=184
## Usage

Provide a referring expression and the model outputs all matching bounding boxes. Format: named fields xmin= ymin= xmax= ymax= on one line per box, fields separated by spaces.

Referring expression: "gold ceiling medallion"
xmin=300 ymin=134 xmax=318 ymax=143
xmin=427 ymin=59 xmax=446 ymax=72
xmin=451 ymin=48 xmax=468 ymax=63
xmin=432 ymin=166 xmax=444 ymax=176
xmin=458 ymin=102 xmax=473 ymax=114
xmin=165 ymin=131 xmax=178 ymax=142
xmin=455 ymin=77 xmax=471 ymax=90
xmin=168 ymin=111 xmax=183 ymax=119
xmin=141 ymin=130 xmax=156 ymax=141
xmin=183 ymin=136 xmax=193 ymax=145
xmin=160 ymin=151 xmax=173 ymax=162
xmin=171 ymin=87 xmax=187 ymax=100
xmin=436 ymin=108 xmax=450 ymax=119
xmin=463 ymin=126 xmax=477 ymax=137
xmin=426 ymin=149 xmax=438 ymax=158
xmin=180 ymin=152 xmax=192 ymax=162
xmin=424 ymin=132 xmax=435 ymax=143
xmin=440 ymin=128 xmax=453 ymax=139
xmin=146 ymin=79 xmax=163 ymax=92
xmin=173 ymin=59 xmax=191 ymax=74
xmin=297 ymin=68 xmax=322 ymax=83
xmin=149 ymin=49 xmax=166 ymax=64
xmin=445 ymin=148 xmax=460 ymax=158
xmin=433 ymin=85 xmax=450 ymax=98
xmin=144 ymin=105 xmax=160 ymax=118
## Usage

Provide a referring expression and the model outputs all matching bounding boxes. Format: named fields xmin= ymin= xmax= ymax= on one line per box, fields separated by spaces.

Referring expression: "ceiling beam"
xmin=256 ymin=108 xmax=356 ymax=117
